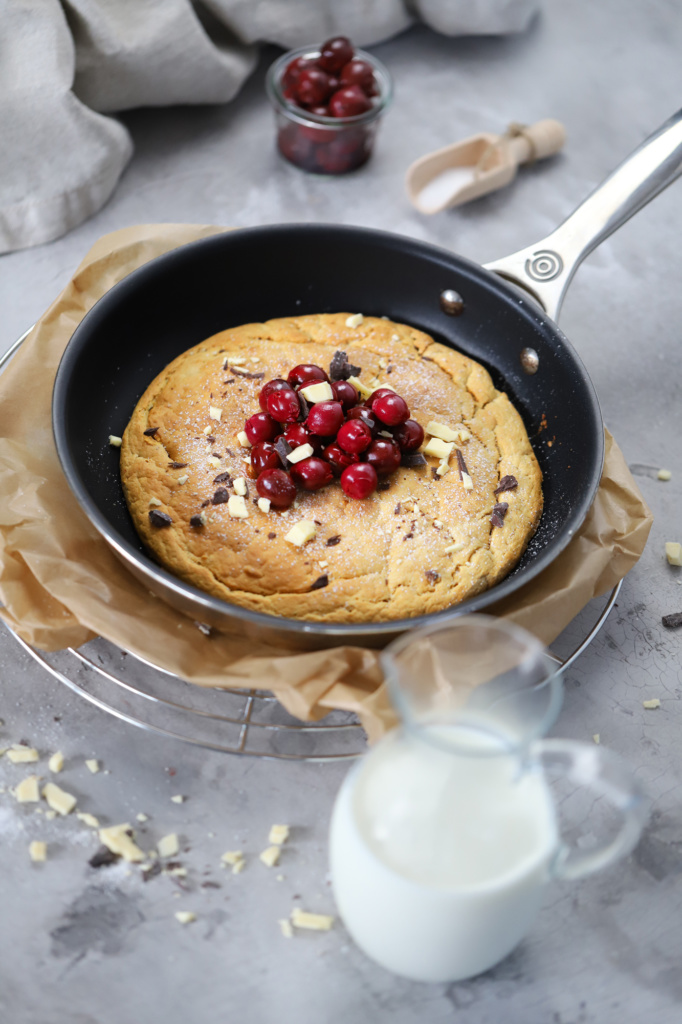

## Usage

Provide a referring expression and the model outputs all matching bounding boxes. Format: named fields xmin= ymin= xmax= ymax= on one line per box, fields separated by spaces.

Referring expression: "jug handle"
xmin=533 ymin=738 xmax=650 ymax=881
xmin=484 ymin=109 xmax=682 ymax=322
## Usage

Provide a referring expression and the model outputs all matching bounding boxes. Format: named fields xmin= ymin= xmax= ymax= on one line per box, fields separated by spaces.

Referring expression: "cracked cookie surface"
xmin=120 ymin=314 xmax=542 ymax=623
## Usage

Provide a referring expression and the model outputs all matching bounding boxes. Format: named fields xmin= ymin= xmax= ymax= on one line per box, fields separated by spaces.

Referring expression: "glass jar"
xmin=265 ymin=45 xmax=393 ymax=175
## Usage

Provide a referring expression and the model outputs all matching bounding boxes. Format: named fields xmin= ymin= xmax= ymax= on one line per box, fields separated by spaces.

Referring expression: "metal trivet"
xmin=4 ymin=583 xmax=621 ymax=761
xmin=1 ymin=329 xmax=621 ymax=760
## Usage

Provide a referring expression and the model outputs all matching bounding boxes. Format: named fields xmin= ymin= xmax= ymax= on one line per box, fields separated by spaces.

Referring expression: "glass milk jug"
xmin=329 ymin=616 xmax=648 ymax=983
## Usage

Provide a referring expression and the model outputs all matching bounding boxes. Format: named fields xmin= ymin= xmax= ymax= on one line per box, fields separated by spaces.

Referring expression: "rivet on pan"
xmin=439 ymin=289 xmax=464 ymax=316
xmin=520 ymin=347 xmax=539 ymax=374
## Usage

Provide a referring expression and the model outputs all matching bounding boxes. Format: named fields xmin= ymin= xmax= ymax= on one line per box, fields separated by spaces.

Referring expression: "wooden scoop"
xmin=406 ymin=120 xmax=566 ymax=215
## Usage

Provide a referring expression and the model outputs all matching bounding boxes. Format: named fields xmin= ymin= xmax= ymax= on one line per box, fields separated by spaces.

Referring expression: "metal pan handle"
xmin=484 ymin=108 xmax=682 ymax=322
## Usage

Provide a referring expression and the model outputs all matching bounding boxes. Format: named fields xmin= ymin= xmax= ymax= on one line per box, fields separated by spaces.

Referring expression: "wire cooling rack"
xmin=1 ymin=329 xmax=621 ymax=761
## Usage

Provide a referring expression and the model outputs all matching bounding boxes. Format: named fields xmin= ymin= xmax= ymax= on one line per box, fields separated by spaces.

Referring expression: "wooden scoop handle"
xmin=507 ymin=119 xmax=566 ymax=165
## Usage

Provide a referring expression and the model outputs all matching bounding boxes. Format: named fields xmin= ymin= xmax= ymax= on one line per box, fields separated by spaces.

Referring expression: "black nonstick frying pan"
xmin=53 ymin=111 xmax=682 ymax=650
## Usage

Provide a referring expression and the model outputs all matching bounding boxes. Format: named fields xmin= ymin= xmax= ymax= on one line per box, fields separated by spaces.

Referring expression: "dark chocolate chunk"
xmin=394 ymin=503 xmax=402 ymax=514
xmin=148 ymin=509 xmax=172 ymax=527
xmin=222 ymin=357 xmax=228 ymax=371
xmin=298 ymin=393 xmax=309 ymax=421
xmin=377 ymin=480 xmax=391 ymax=491
xmin=142 ymin=861 xmax=163 ymax=882
xmin=662 ymin=611 xmax=682 ymax=629
xmin=275 ymin=436 xmax=293 ymax=469
xmin=494 ymin=475 xmax=519 ymax=496
xmin=212 ymin=488 xmax=229 ymax=505
xmin=431 ymin=467 xmax=439 ymax=480
xmin=200 ymin=499 xmax=210 ymax=508
xmin=229 ymin=366 xmax=265 ymax=380
xmin=201 ymin=880 xmax=222 ymax=889
xmin=401 ymin=452 xmax=427 ymax=468
xmin=205 ymin=436 xmax=216 ymax=444
xmin=455 ymin=449 xmax=469 ymax=479
xmin=326 ymin=535 xmax=341 ymax=546
xmin=195 ymin=621 xmax=212 ymax=636
xmin=386 ymin=365 xmax=394 ymax=374
xmin=189 ymin=514 xmax=204 ymax=528
xmin=143 ymin=427 xmax=159 ymax=437
xmin=268 ymin=532 xmax=277 ymax=540
xmin=425 ymin=570 xmax=440 ymax=584
xmin=403 ymin=532 xmax=414 ymax=541
xmin=89 ymin=846 xmax=120 ymax=868
xmin=213 ymin=472 xmax=232 ymax=484
xmin=310 ymin=575 xmax=329 ymax=591
xmin=169 ymin=462 xmax=188 ymax=469
xmin=490 ymin=502 xmax=509 ymax=528
xmin=223 ymin=378 xmax=236 ymax=385
xmin=329 ymin=349 xmax=361 ymax=381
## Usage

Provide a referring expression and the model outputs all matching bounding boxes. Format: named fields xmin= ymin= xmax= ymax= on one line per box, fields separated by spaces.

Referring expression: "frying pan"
xmin=53 ymin=110 xmax=682 ymax=650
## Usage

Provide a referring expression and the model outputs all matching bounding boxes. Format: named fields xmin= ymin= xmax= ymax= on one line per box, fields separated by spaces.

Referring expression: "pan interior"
xmin=52 ymin=225 xmax=603 ymax=637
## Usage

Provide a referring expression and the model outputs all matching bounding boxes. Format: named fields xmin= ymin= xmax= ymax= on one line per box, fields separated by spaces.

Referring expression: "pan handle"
xmin=484 ymin=109 xmax=682 ymax=322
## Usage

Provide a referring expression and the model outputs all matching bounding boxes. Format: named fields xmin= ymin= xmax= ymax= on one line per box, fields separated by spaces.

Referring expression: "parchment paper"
xmin=0 ymin=224 xmax=653 ymax=741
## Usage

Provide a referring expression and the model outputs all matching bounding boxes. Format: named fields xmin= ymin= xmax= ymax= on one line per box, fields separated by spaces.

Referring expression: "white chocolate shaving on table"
xmin=174 ymin=911 xmax=196 ymax=925
xmin=7 ymin=745 xmax=39 ymax=764
xmin=642 ymin=698 xmax=661 ymax=709
xmin=100 ymin=823 xmax=145 ymax=862
xmin=171 ymin=794 xmax=185 ymax=803
xmin=269 ymin=824 xmax=290 ymax=845
xmin=15 ymin=775 xmax=40 ymax=802
xmin=85 ymin=759 xmax=100 ymax=774
xmin=221 ymin=850 xmax=245 ymax=874
xmin=658 ymin=468 xmax=672 ymax=481
xmin=42 ymin=782 xmax=77 ymax=815
xmin=158 ymin=833 xmax=179 ymax=858
xmin=279 ymin=918 xmax=294 ymax=939
xmin=29 ymin=841 xmax=47 ymax=863
xmin=290 ymin=907 xmax=335 ymax=931
xmin=665 ymin=542 xmax=682 ymax=566
xmin=77 ymin=812 xmax=100 ymax=828
xmin=48 ymin=751 xmax=64 ymax=773
xmin=108 ymin=435 xmax=122 ymax=447
xmin=259 ymin=845 xmax=281 ymax=868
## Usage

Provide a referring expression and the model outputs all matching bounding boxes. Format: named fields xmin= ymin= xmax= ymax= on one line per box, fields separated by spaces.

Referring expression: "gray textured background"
xmin=1 ymin=3 xmax=681 ymax=1021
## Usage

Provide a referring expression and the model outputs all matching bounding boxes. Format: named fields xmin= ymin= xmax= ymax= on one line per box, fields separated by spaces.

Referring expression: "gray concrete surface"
xmin=1 ymin=3 xmax=681 ymax=1022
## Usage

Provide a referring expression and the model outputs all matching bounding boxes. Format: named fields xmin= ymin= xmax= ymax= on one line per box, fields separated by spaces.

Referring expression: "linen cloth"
xmin=0 ymin=0 xmax=538 ymax=254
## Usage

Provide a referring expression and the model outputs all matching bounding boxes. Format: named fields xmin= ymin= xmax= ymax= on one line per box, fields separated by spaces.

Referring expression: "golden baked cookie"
xmin=120 ymin=314 xmax=542 ymax=623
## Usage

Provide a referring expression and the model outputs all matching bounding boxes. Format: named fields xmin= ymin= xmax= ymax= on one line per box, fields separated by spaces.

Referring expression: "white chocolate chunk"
xmin=233 ymin=477 xmax=247 ymax=496
xmin=259 ymin=845 xmax=281 ymax=868
xmin=208 ymin=456 xmax=221 ymax=469
xmin=29 ymin=841 xmax=47 ymax=863
xmin=148 ymin=496 xmax=162 ymax=507
xmin=77 ymin=812 xmax=100 ymax=828
xmin=379 ymin=430 xmax=393 ymax=438
xmin=291 ymin=907 xmax=335 ymax=931
xmin=85 ymin=759 xmax=100 ymax=774
xmin=136 ymin=812 xmax=149 ymax=823
xmin=318 ymin=559 xmax=328 ymax=569
xmin=108 ymin=435 xmax=122 ymax=447
xmin=457 ymin=427 xmax=472 ymax=442
xmin=665 ymin=542 xmax=682 ymax=566
xmin=444 ymin=542 xmax=466 ymax=554
xmin=221 ymin=850 xmax=244 ymax=866
xmin=42 ymin=782 xmax=77 ymax=816
xmin=231 ymin=858 xmax=245 ymax=874
xmin=286 ymin=443 xmax=314 ymax=464
xmin=174 ymin=911 xmax=196 ymax=925
xmin=99 ymin=824 xmax=145 ymax=862
xmin=209 ymin=406 xmax=222 ymax=422
xmin=426 ymin=420 xmax=460 ymax=443
xmin=433 ymin=520 xmax=443 ymax=529
xmin=170 ymin=794 xmax=185 ymax=804
xmin=158 ymin=833 xmax=180 ymax=858
xmin=436 ymin=462 xmax=450 ymax=477
xmin=461 ymin=472 xmax=474 ymax=491
xmin=228 ymin=495 xmax=249 ymax=519
xmin=167 ymin=866 xmax=187 ymax=877
xmin=237 ymin=431 xmax=251 ymax=448
xmin=279 ymin=918 xmax=294 ymax=939
xmin=269 ymin=824 xmax=290 ymax=845
xmin=177 ymin=475 xmax=188 ymax=485
xmin=257 ymin=497 xmax=271 ymax=513
xmin=346 ymin=375 xmax=373 ymax=399
xmin=48 ymin=751 xmax=64 ymax=773
xmin=7 ymin=746 xmax=39 ymax=764
xmin=658 ymin=468 xmax=672 ymax=481
xmin=285 ymin=520 xmax=316 ymax=547
xmin=15 ymin=775 xmax=40 ymax=802
xmin=226 ymin=356 xmax=246 ymax=366
xmin=593 ymin=734 xmax=600 ymax=745
xmin=423 ymin=438 xmax=454 ymax=461
xmin=345 ymin=313 xmax=364 ymax=328
xmin=45 ymin=810 xmax=57 ymax=820
xmin=202 ymin=425 xmax=212 ymax=435
xmin=642 ymin=698 xmax=661 ymax=709
xmin=299 ymin=381 xmax=333 ymax=403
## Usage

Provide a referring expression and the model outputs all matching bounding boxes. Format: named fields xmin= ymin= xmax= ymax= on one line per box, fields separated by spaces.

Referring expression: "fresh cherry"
xmin=318 ymin=36 xmax=354 ymax=74
xmin=392 ymin=418 xmax=424 ymax=452
xmin=337 ymin=418 xmax=372 ymax=454
xmin=290 ymin=457 xmax=334 ymax=491
xmin=307 ymin=400 xmax=344 ymax=437
xmin=267 ymin=388 xmax=301 ymax=423
xmin=245 ymin=412 xmax=279 ymax=445
xmin=371 ymin=392 xmax=410 ymax=426
xmin=296 ymin=67 xmax=333 ymax=107
xmin=331 ymin=379 xmax=358 ymax=409
xmin=329 ymin=85 xmax=372 ymax=118
xmin=256 ymin=468 xmax=296 ymax=509
xmin=323 ymin=442 xmax=360 ymax=477
xmin=341 ymin=462 xmax=378 ymax=499
xmin=365 ymin=438 xmax=401 ymax=475
xmin=282 ymin=56 xmax=315 ymax=94
xmin=288 ymin=363 xmax=329 ymax=387
xmin=347 ymin=405 xmax=380 ymax=435
xmin=339 ymin=59 xmax=375 ymax=94
xmin=283 ymin=423 xmax=311 ymax=447
xmin=250 ymin=442 xmax=281 ymax=475
xmin=259 ymin=378 xmax=293 ymax=413
xmin=368 ymin=387 xmax=395 ymax=404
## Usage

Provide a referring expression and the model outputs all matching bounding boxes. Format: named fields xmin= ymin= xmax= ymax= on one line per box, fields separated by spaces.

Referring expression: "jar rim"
xmin=265 ymin=45 xmax=393 ymax=128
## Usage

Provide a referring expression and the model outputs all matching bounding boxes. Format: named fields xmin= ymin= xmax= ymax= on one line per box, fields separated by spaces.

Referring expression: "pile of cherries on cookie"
xmin=244 ymin=362 xmax=425 ymax=510
xmin=277 ymin=36 xmax=380 ymax=174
